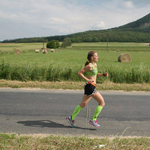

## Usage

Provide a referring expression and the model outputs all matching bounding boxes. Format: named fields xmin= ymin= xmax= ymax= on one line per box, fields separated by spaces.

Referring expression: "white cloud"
xmin=91 ymin=21 xmax=105 ymax=30
xmin=130 ymin=0 xmax=150 ymax=7
xmin=124 ymin=1 xmax=134 ymax=8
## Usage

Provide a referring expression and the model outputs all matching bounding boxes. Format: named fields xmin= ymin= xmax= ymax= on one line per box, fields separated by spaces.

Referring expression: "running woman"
xmin=66 ymin=51 xmax=108 ymax=128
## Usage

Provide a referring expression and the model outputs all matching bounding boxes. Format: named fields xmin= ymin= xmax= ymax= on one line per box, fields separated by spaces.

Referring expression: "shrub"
xmin=46 ymin=40 xmax=60 ymax=49
xmin=46 ymin=40 xmax=56 ymax=49
xmin=61 ymin=37 xmax=71 ymax=48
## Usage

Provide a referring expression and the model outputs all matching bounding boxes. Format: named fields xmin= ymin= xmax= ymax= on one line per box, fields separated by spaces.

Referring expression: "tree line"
xmin=2 ymin=28 xmax=150 ymax=43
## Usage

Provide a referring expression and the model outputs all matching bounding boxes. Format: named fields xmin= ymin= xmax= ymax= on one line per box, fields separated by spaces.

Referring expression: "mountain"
xmin=117 ymin=13 xmax=150 ymax=30
xmin=2 ymin=13 xmax=150 ymax=43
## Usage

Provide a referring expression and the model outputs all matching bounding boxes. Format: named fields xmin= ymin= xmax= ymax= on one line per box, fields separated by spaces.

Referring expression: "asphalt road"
xmin=0 ymin=88 xmax=150 ymax=137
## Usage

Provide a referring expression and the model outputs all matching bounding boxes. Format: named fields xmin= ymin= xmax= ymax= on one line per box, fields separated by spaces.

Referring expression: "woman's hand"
xmin=87 ymin=79 xmax=94 ymax=83
xmin=103 ymin=72 xmax=109 ymax=77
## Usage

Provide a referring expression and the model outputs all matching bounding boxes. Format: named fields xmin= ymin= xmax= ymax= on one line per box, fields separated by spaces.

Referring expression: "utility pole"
xmin=107 ymin=34 xmax=109 ymax=52
xmin=43 ymin=39 xmax=48 ymax=48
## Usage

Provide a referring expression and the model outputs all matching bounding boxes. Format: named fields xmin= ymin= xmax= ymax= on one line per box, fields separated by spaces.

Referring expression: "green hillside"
xmin=2 ymin=13 xmax=150 ymax=43
xmin=117 ymin=13 xmax=150 ymax=30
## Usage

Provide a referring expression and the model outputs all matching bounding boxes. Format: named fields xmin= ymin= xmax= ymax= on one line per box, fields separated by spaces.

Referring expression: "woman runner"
xmin=66 ymin=51 xmax=108 ymax=127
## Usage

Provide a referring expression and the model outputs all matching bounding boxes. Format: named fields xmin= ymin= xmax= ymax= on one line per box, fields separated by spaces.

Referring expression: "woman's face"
xmin=92 ymin=53 xmax=99 ymax=62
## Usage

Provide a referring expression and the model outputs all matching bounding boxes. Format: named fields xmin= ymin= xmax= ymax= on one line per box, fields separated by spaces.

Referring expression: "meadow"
xmin=0 ymin=42 xmax=150 ymax=84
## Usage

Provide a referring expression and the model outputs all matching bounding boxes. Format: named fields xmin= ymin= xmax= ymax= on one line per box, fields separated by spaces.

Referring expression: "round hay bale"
xmin=118 ymin=53 xmax=131 ymax=62
xmin=35 ymin=49 xmax=40 ymax=53
xmin=14 ymin=49 xmax=21 ymax=55
xmin=50 ymin=49 xmax=55 ymax=52
xmin=41 ymin=48 xmax=48 ymax=54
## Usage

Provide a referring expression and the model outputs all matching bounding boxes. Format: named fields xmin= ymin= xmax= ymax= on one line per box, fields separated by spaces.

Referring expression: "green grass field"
xmin=0 ymin=42 xmax=150 ymax=83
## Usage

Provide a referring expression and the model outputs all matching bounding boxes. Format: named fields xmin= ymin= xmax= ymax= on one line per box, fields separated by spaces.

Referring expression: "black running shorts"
xmin=84 ymin=83 xmax=97 ymax=96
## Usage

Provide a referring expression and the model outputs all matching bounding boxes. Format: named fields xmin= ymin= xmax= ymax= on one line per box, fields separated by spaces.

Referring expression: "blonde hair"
xmin=85 ymin=51 xmax=96 ymax=66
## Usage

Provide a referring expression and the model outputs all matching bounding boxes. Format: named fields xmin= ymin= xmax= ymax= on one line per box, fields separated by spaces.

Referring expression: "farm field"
xmin=0 ymin=42 xmax=150 ymax=90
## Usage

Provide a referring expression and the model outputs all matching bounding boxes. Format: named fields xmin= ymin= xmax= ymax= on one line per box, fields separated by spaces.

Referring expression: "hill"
xmin=2 ymin=13 xmax=150 ymax=43
xmin=117 ymin=13 xmax=150 ymax=30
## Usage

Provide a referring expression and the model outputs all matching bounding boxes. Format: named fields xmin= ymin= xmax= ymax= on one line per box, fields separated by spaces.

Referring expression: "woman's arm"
xmin=77 ymin=65 xmax=94 ymax=83
xmin=77 ymin=68 xmax=89 ymax=82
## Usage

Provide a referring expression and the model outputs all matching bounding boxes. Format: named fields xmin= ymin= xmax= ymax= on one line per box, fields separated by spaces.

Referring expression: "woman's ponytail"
xmin=85 ymin=60 xmax=90 ymax=66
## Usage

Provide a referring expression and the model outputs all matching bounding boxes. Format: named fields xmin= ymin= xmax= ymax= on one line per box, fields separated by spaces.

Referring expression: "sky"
xmin=0 ymin=0 xmax=150 ymax=41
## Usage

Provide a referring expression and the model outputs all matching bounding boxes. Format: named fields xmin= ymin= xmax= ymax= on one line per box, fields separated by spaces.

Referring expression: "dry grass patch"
xmin=0 ymin=134 xmax=150 ymax=150
xmin=0 ymin=80 xmax=150 ymax=91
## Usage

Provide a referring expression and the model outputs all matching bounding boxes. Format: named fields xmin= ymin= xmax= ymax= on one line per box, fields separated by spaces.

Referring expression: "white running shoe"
xmin=66 ymin=116 xmax=75 ymax=127
xmin=89 ymin=120 xmax=100 ymax=128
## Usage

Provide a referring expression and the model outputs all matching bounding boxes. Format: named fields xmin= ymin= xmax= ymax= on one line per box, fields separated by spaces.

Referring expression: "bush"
xmin=61 ymin=37 xmax=71 ymax=48
xmin=56 ymin=40 xmax=60 ymax=48
xmin=46 ymin=40 xmax=60 ymax=49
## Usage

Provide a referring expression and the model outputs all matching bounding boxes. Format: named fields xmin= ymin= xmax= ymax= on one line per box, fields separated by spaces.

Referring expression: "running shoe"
xmin=66 ymin=116 xmax=75 ymax=127
xmin=89 ymin=120 xmax=100 ymax=128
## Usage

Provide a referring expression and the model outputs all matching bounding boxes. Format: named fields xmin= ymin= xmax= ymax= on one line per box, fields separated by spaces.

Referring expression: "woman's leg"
xmin=80 ymin=95 xmax=92 ymax=108
xmin=91 ymin=92 xmax=105 ymax=121
xmin=92 ymin=92 xmax=105 ymax=107
xmin=71 ymin=95 xmax=92 ymax=120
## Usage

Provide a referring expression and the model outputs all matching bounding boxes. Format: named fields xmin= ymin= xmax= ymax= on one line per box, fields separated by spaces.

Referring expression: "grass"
xmin=0 ymin=134 xmax=150 ymax=150
xmin=0 ymin=42 xmax=150 ymax=90
xmin=72 ymin=42 xmax=150 ymax=52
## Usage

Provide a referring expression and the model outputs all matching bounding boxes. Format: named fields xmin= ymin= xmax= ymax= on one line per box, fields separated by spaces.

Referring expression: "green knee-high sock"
xmin=92 ymin=105 xmax=103 ymax=121
xmin=71 ymin=105 xmax=82 ymax=120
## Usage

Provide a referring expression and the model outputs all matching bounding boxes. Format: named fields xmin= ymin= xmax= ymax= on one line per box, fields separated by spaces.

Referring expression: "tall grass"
xmin=0 ymin=60 xmax=150 ymax=83
xmin=0 ymin=60 xmax=81 ymax=82
xmin=106 ymin=66 xmax=150 ymax=83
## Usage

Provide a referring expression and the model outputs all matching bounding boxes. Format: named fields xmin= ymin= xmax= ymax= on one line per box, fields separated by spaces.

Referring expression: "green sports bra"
xmin=86 ymin=63 xmax=98 ymax=76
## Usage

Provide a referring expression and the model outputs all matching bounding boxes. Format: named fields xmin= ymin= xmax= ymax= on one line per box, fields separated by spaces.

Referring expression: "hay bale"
xmin=14 ymin=49 xmax=21 ymax=55
xmin=41 ymin=48 xmax=48 ymax=54
xmin=50 ymin=49 xmax=55 ymax=52
xmin=118 ymin=53 xmax=131 ymax=62
xmin=35 ymin=49 xmax=40 ymax=53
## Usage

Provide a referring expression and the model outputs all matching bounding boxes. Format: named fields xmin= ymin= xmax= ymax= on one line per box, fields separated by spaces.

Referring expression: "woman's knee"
xmin=80 ymin=102 xmax=86 ymax=108
xmin=93 ymin=93 xmax=105 ymax=107
xmin=100 ymin=101 xmax=105 ymax=107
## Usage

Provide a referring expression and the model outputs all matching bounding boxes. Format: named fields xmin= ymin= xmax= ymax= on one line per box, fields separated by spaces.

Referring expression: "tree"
xmin=61 ymin=37 xmax=71 ymax=48
xmin=46 ymin=40 xmax=57 ymax=49
xmin=55 ymin=40 xmax=60 ymax=48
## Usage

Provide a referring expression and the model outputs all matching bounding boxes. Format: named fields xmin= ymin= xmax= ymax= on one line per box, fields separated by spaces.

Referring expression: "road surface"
xmin=0 ymin=88 xmax=150 ymax=137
